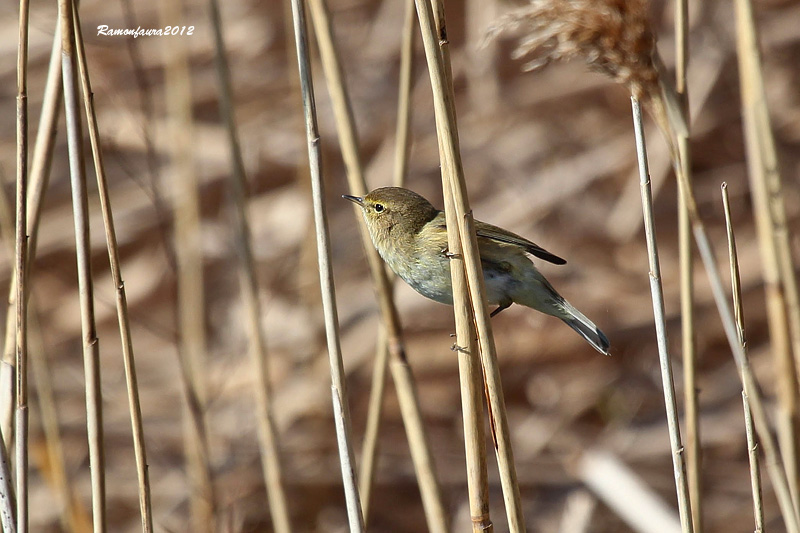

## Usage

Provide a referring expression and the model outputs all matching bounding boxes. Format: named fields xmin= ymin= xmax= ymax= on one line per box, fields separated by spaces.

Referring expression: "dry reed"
xmin=306 ymin=0 xmax=448 ymax=528
xmin=734 ymin=0 xmax=800 ymax=500
xmin=289 ymin=0 xmax=365 ymax=528
xmin=15 ymin=0 xmax=30 ymax=529
xmin=722 ymin=183 xmax=765 ymax=533
xmin=427 ymin=0 xmax=492 ymax=529
xmin=206 ymin=0 xmax=292 ymax=529
xmin=716 ymin=186 xmax=798 ymax=531
xmin=59 ymin=0 xmax=106 ymax=529
xmin=418 ymin=0 xmax=523 ymax=528
xmin=674 ymin=0 xmax=701 ymax=529
xmin=494 ymin=1 xmax=800 ymax=528
xmin=360 ymin=0 xmax=415 ymax=512
xmin=631 ymin=96 xmax=693 ymax=533
xmin=393 ymin=0 xmax=416 ymax=187
xmin=1 ymin=23 xmax=63 ymax=446
xmin=8 ymin=19 xmax=86 ymax=532
xmin=70 ymin=5 xmax=154 ymax=530
xmin=159 ymin=0 xmax=216 ymax=528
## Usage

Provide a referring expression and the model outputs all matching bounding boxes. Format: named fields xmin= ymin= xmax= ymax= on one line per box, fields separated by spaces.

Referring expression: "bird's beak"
xmin=342 ymin=194 xmax=364 ymax=206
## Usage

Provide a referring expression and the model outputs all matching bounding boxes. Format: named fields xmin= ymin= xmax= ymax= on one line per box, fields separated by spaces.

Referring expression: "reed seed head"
xmin=489 ymin=0 xmax=686 ymax=151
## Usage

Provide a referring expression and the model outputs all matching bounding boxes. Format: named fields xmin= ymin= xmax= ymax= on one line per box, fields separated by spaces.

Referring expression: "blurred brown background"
xmin=1 ymin=0 xmax=799 ymax=531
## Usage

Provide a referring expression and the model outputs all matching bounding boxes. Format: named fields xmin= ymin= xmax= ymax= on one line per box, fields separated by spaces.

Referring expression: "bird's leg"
xmin=450 ymin=343 xmax=468 ymax=354
xmin=490 ymin=302 xmax=512 ymax=317
xmin=440 ymin=246 xmax=461 ymax=260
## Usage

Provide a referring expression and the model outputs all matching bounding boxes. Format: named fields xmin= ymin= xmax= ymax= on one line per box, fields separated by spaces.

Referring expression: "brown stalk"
xmin=631 ymin=96 xmax=694 ymax=533
xmin=418 ymin=0 xmax=524 ymax=529
xmin=717 ymin=184 xmax=799 ymax=531
xmin=71 ymin=5 xmax=153 ymax=531
xmin=496 ymin=1 xmax=799 ymax=527
xmin=206 ymin=1 xmax=292 ymax=530
xmin=119 ymin=0 xmax=177 ymax=273
xmin=2 ymin=19 xmax=63 ymax=448
xmin=305 ymin=0 xmax=448 ymax=529
xmin=0 ymin=177 xmax=88 ymax=532
xmin=430 ymin=0 xmax=493 ymax=529
xmin=722 ymin=183 xmax=765 ymax=533
xmin=15 ymin=0 xmax=30 ymax=529
xmin=674 ymin=1 xmax=702 ymax=530
xmin=359 ymin=0 xmax=416 ymax=513
xmin=59 ymin=0 xmax=106 ymax=529
xmin=358 ymin=327 xmax=389 ymax=516
xmin=393 ymin=0 xmax=416 ymax=188
xmin=288 ymin=0 xmax=364 ymax=528
xmin=734 ymin=0 xmax=800 ymax=500
xmin=3 ymin=18 xmax=88 ymax=531
xmin=159 ymin=1 xmax=216 ymax=530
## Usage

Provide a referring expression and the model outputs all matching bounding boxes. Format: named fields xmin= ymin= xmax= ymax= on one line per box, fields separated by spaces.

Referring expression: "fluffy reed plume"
xmin=489 ymin=0 xmax=685 ymax=147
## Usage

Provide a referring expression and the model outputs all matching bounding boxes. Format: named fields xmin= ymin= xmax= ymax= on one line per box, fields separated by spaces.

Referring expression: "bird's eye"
xmin=374 ymin=204 xmax=385 ymax=213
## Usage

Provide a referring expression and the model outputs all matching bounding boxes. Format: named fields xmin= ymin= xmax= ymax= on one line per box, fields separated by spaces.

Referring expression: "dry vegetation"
xmin=1 ymin=0 xmax=800 ymax=531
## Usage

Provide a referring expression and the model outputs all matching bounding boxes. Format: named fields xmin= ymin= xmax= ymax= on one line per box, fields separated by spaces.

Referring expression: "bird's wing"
xmin=474 ymin=221 xmax=567 ymax=265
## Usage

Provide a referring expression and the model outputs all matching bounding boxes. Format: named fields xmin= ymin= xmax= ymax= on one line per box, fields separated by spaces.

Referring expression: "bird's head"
xmin=343 ymin=187 xmax=438 ymax=242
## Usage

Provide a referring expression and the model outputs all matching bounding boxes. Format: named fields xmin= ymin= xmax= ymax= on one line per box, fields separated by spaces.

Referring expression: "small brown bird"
xmin=344 ymin=187 xmax=610 ymax=355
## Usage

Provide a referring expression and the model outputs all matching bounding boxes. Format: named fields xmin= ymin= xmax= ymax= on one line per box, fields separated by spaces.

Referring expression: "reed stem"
xmin=15 ymin=0 xmax=30 ymax=529
xmin=288 ymin=0 xmax=364 ymax=528
xmin=359 ymin=0 xmax=416 ymax=512
xmin=722 ymin=183 xmax=765 ymax=533
xmin=417 ymin=0 xmax=523 ymax=528
xmin=2 ymin=20 xmax=63 ymax=448
xmin=631 ymin=96 xmax=693 ymax=533
xmin=306 ymin=0 xmax=448 ymax=528
xmin=734 ymin=0 xmax=800 ymax=500
xmin=159 ymin=0 xmax=216 ymax=528
xmin=71 ymin=5 xmax=153 ymax=530
xmin=59 ymin=1 xmax=106 ymax=529
xmin=207 ymin=1 xmax=293 ymax=529
xmin=674 ymin=1 xmax=702 ymax=529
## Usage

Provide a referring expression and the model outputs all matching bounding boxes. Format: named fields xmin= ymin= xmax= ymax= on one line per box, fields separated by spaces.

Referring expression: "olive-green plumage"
xmin=344 ymin=187 xmax=609 ymax=355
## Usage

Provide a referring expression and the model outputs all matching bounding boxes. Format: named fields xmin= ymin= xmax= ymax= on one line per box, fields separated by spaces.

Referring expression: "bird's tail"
xmin=559 ymin=300 xmax=610 ymax=356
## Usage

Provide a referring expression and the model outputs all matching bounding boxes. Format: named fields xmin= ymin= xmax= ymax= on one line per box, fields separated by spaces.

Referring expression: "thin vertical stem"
xmin=743 ymin=392 xmax=765 ymax=533
xmin=359 ymin=0 xmax=416 ymax=516
xmin=288 ymin=0 xmax=364 ymax=529
xmin=454 ymin=309 xmax=492 ymax=532
xmin=15 ymin=0 xmax=30 ymax=529
xmin=734 ymin=0 xmax=800 ymax=501
xmin=631 ymin=96 xmax=693 ymax=533
xmin=59 ymin=0 xmax=106 ymax=530
xmin=358 ymin=327 xmax=389 ymax=518
xmin=393 ymin=0 xmax=416 ymax=187
xmin=305 ymin=0 xmax=448 ymax=529
xmin=71 ymin=5 xmax=153 ymax=531
xmin=723 ymin=182 xmax=765 ymax=533
xmin=675 ymin=0 xmax=702 ymax=529
xmin=2 ymin=21 xmax=63 ymax=448
xmin=160 ymin=0 xmax=216 ymax=527
xmin=206 ymin=1 xmax=292 ymax=530
xmin=417 ymin=0 xmax=522 ymax=528
xmin=672 ymin=157 xmax=800 ymax=530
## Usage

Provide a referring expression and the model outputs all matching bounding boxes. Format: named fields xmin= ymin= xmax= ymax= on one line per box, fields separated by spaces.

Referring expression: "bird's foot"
xmin=440 ymin=246 xmax=461 ymax=260
xmin=450 ymin=343 xmax=468 ymax=354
